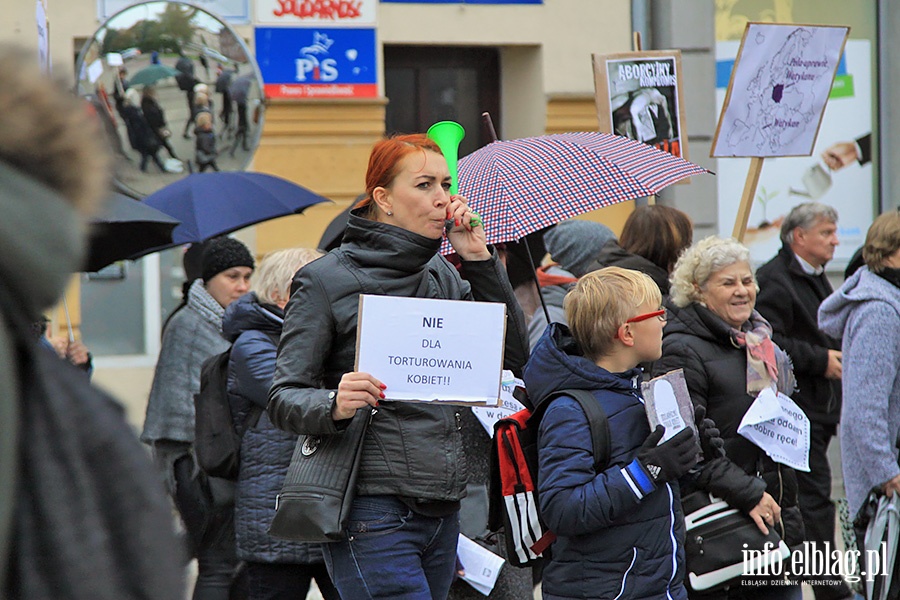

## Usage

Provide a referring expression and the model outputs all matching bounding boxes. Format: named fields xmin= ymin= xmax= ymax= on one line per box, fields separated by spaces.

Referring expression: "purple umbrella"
xmin=440 ymin=131 xmax=710 ymax=255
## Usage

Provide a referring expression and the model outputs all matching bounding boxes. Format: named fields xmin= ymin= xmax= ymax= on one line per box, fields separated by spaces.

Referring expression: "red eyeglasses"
xmin=614 ymin=308 xmax=667 ymax=339
xmin=625 ymin=308 xmax=667 ymax=324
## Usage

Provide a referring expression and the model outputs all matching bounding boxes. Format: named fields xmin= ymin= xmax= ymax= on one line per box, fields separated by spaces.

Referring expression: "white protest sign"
xmin=738 ymin=387 xmax=810 ymax=471
xmin=642 ymin=369 xmax=696 ymax=443
xmin=471 ymin=371 xmax=526 ymax=436
xmin=650 ymin=379 xmax=687 ymax=441
xmin=87 ymin=59 xmax=104 ymax=84
xmin=36 ymin=0 xmax=49 ymax=75
xmin=106 ymin=52 xmax=124 ymax=67
xmin=457 ymin=534 xmax=505 ymax=596
xmin=355 ymin=295 xmax=506 ymax=405
xmin=712 ymin=23 xmax=849 ymax=158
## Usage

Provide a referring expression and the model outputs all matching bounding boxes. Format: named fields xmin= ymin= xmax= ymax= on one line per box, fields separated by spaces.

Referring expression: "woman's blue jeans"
xmin=322 ymin=495 xmax=460 ymax=600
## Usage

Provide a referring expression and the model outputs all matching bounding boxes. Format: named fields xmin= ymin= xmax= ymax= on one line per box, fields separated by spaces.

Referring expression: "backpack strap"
xmin=535 ymin=389 xmax=611 ymax=473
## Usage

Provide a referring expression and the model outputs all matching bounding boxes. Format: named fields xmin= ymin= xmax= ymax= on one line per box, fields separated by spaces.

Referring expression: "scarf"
xmin=730 ymin=310 xmax=796 ymax=397
xmin=536 ymin=263 xmax=579 ymax=288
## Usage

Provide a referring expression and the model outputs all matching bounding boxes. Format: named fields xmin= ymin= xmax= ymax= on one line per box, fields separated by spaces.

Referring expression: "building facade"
xmin=1 ymin=0 xmax=892 ymax=414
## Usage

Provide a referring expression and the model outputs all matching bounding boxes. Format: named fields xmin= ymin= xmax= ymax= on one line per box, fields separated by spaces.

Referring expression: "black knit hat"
xmin=201 ymin=236 xmax=254 ymax=283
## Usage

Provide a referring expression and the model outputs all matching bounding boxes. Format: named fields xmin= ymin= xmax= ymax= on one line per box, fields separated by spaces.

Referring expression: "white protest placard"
xmin=471 ymin=371 xmax=526 ymax=436
xmin=641 ymin=369 xmax=697 ymax=442
xmin=457 ymin=534 xmax=505 ymax=596
xmin=87 ymin=59 xmax=104 ymax=84
xmin=711 ymin=23 xmax=850 ymax=158
xmin=593 ymin=50 xmax=689 ymax=161
xmin=355 ymin=295 xmax=506 ymax=405
xmin=36 ymin=0 xmax=49 ymax=75
xmin=738 ymin=387 xmax=810 ymax=471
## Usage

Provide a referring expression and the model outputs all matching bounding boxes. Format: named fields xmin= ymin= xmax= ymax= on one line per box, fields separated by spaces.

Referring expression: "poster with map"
xmin=711 ymin=23 xmax=849 ymax=158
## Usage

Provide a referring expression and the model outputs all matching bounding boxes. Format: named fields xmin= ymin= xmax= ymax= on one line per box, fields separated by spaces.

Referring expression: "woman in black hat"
xmin=143 ymin=236 xmax=254 ymax=600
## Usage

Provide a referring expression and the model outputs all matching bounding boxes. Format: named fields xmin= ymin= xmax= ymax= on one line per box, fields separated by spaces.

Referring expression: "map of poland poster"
xmin=712 ymin=23 xmax=849 ymax=158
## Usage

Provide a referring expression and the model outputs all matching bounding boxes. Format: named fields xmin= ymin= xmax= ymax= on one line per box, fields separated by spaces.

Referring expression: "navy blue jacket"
xmin=524 ymin=324 xmax=686 ymax=600
xmin=223 ymin=293 xmax=323 ymax=564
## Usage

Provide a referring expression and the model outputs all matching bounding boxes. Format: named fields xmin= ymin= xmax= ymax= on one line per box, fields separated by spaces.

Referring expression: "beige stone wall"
xmin=5 ymin=1 xmax=637 ymax=253
xmin=253 ymin=98 xmax=387 ymax=253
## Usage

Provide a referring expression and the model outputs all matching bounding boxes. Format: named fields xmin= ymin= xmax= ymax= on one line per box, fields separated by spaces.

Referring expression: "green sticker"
xmin=829 ymin=74 xmax=855 ymax=99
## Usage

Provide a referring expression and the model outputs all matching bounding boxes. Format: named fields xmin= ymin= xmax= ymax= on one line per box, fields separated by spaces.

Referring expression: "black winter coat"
xmin=585 ymin=240 xmax=671 ymax=295
xmin=652 ymin=302 xmax=805 ymax=547
xmin=224 ymin=294 xmax=324 ymax=564
xmin=121 ymin=105 xmax=160 ymax=154
xmin=755 ymin=246 xmax=840 ymax=424
xmin=140 ymin=97 xmax=167 ymax=132
xmin=268 ymin=209 xmax=529 ymax=503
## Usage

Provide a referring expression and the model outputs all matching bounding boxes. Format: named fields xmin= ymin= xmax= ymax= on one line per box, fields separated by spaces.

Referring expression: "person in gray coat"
xmin=268 ymin=133 xmax=529 ymax=600
xmin=527 ymin=219 xmax=617 ymax=348
xmin=529 ymin=206 xmax=692 ymax=349
xmin=143 ymin=236 xmax=254 ymax=600
xmin=819 ymin=211 xmax=900 ymax=519
xmin=224 ymin=248 xmax=340 ymax=600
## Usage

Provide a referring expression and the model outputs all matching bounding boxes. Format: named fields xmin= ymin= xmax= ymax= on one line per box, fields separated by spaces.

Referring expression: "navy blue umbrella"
xmin=141 ymin=172 xmax=331 ymax=246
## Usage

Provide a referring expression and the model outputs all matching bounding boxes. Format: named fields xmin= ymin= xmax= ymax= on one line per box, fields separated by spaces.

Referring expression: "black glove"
xmin=636 ymin=425 xmax=699 ymax=483
xmin=694 ymin=404 xmax=726 ymax=461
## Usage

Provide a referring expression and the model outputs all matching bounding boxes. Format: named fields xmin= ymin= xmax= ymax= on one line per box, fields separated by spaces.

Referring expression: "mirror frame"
xmin=75 ymin=0 xmax=266 ymax=198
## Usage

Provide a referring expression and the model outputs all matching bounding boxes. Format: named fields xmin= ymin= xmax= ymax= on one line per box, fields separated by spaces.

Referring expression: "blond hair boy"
xmin=522 ymin=266 xmax=698 ymax=600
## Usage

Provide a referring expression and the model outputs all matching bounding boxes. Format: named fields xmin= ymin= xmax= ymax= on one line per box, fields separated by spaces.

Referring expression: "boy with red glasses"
xmin=523 ymin=266 xmax=699 ymax=599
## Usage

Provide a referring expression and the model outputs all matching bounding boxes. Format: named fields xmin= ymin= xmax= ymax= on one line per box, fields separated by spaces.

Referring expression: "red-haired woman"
xmin=268 ymin=134 xmax=529 ymax=599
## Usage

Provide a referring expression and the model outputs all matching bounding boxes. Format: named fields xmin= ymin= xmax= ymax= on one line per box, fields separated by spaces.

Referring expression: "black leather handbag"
xmin=682 ymin=491 xmax=790 ymax=592
xmin=268 ymin=407 xmax=373 ymax=542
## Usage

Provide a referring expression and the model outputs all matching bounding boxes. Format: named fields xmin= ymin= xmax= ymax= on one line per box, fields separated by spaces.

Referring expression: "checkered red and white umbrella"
xmin=440 ymin=131 xmax=710 ymax=254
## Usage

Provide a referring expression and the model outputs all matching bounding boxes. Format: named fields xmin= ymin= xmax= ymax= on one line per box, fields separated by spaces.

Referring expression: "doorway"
xmin=384 ymin=46 xmax=500 ymax=158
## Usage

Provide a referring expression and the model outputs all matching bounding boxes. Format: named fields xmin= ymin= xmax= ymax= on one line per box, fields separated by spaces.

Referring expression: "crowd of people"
xmin=5 ymin=41 xmax=900 ymax=600
xmin=102 ymin=51 xmax=252 ymax=176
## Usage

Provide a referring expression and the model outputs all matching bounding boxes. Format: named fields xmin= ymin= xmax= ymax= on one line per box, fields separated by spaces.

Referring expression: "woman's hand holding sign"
xmin=333 ymin=371 xmax=385 ymax=421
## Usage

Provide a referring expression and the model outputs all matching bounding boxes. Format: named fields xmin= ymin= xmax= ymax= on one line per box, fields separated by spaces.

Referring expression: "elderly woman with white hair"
xmin=652 ymin=236 xmax=805 ymax=599
xmin=222 ymin=248 xmax=340 ymax=600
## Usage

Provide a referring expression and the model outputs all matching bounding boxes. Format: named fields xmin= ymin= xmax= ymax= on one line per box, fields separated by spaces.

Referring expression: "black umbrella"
xmin=318 ymin=196 xmax=363 ymax=252
xmin=85 ymin=193 xmax=180 ymax=272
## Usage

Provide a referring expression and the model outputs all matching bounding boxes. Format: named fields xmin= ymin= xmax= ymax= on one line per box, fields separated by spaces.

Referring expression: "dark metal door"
xmin=384 ymin=46 xmax=500 ymax=158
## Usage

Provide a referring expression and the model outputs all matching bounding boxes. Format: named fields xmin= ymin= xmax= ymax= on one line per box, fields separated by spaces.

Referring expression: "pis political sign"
xmin=254 ymin=27 xmax=377 ymax=99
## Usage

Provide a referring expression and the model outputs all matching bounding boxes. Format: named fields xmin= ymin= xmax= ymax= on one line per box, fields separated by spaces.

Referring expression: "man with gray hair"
xmin=756 ymin=202 xmax=852 ymax=600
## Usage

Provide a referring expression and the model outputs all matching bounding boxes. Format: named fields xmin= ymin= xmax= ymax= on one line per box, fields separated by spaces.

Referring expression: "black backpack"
xmin=488 ymin=387 xmax=610 ymax=567
xmin=193 ymin=348 xmax=262 ymax=480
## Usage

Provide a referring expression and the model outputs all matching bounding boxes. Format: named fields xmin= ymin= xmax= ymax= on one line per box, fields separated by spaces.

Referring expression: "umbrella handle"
xmin=482 ymin=112 xmax=499 ymax=143
xmin=62 ymin=295 xmax=75 ymax=343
